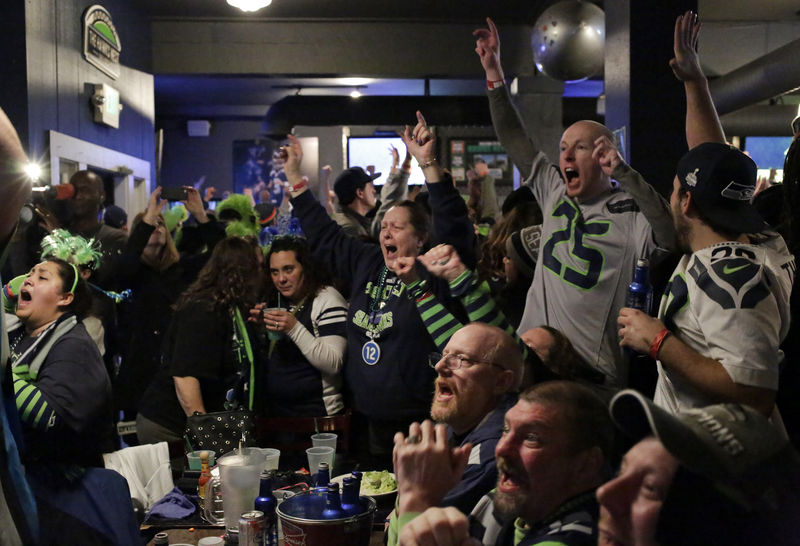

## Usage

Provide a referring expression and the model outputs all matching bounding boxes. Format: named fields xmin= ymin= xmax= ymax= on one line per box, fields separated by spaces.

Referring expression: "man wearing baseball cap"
xmin=598 ymin=389 xmax=800 ymax=545
xmin=615 ymin=12 xmax=794 ymax=418
xmin=331 ymin=166 xmax=380 ymax=239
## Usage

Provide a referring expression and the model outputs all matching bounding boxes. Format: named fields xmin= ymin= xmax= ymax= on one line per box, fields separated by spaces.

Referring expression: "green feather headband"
xmin=40 ymin=229 xmax=103 ymax=271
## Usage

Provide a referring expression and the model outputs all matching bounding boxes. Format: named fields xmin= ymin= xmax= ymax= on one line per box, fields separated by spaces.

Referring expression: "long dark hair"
xmin=175 ymin=236 xmax=263 ymax=312
xmin=265 ymin=236 xmax=330 ymax=305
xmin=48 ymin=258 xmax=92 ymax=319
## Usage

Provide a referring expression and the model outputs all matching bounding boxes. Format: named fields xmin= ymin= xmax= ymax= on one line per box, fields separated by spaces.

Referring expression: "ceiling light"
xmin=227 ymin=0 xmax=272 ymax=12
xmin=338 ymin=78 xmax=372 ymax=86
xmin=350 ymin=89 xmax=362 ymax=99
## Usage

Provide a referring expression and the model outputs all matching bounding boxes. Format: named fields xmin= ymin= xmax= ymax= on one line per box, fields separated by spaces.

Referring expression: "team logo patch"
xmin=685 ymin=168 xmax=699 ymax=187
xmin=720 ymin=181 xmax=754 ymax=201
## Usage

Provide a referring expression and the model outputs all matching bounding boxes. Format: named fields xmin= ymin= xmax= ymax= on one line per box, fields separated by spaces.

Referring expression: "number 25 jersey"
xmin=518 ymin=150 xmax=656 ymax=388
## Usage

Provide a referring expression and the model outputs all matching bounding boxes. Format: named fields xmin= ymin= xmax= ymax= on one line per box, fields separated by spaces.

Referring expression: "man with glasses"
xmin=397 ymin=322 xmax=523 ymax=515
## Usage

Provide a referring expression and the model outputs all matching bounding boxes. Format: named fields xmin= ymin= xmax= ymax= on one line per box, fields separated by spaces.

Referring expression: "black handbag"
xmin=184 ymin=409 xmax=255 ymax=456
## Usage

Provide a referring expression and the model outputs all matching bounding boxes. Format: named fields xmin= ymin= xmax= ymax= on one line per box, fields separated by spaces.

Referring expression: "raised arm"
xmin=594 ymin=136 xmax=677 ymax=251
xmin=670 ymin=11 xmax=725 ymax=147
xmin=474 ymin=18 xmax=539 ymax=179
xmin=284 ymin=135 xmax=378 ymax=281
xmin=0 ymin=107 xmax=31 ymax=248
xmin=401 ymin=111 xmax=477 ymax=267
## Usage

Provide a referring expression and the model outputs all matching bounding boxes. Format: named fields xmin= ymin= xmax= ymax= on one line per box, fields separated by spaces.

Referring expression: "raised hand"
xmin=143 ymin=186 xmax=166 ymax=225
xmin=473 ymin=17 xmax=504 ymax=82
xmin=418 ymin=244 xmax=466 ymax=283
xmin=388 ymin=255 xmax=419 ymax=285
xmin=401 ymin=111 xmax=436 ymax=167
xmin=393 ymin=420 xmax=472 ymax=516
xmin=669 ymin=11 xmax=703 ymax=82
xmin=183 ymin=187 xmax=208 ymax=223
xmin=283 ymin=134 xmax=303 ymax=183
xmin=592 ymin=136 xmax=624 ymax=177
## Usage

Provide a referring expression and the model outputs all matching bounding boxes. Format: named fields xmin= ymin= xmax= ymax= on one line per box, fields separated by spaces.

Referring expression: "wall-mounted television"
xmin=744 ymin=136 xmax=792 ymax=169
xmin=347 ymin=136 xmax=427 ymax=186
xmin=744 ymin=136 xmax=792 ymax=185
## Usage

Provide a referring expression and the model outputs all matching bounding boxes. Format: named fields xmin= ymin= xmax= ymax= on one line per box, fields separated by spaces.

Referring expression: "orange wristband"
xmin=649 ymin=328 xmax=671 ymax=360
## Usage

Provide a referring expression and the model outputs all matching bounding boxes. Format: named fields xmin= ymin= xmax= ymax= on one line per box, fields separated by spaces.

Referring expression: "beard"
xmin=672 ymin=210 xmax=692 ymax=254
xmin=493 ymin=457 xmax=527 ymax=520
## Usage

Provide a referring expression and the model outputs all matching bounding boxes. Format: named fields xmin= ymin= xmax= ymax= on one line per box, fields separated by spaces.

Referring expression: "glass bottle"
xmin=254 ymin=472 xmax=278 ymax=546
xmin=321 ymin=482 xmax=343 ymax=519
xmin=315 ymin=461 xmax=330 ymax=488
xmin=340 ymin=476 xmax=363 ymax=517
xmin=197 ymin=451 xmax=211 ymax=499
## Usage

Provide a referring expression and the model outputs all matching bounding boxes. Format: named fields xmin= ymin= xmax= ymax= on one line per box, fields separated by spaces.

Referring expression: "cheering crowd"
xmin=1 ymin=10 xmax=800 ymax=546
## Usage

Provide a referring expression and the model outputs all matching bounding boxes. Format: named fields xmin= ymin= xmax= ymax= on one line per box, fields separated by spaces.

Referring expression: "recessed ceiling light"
xmin=227 ymin=0 xmax=272 ymax=12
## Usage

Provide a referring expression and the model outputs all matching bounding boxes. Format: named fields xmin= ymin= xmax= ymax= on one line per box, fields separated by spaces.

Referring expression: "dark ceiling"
xmin=132 ymin=0 xmax=552 ymax=24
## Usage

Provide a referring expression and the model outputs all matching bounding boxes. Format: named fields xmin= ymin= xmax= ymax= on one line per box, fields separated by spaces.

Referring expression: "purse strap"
xmin=233 ymin=307 xmax=255 ymax=411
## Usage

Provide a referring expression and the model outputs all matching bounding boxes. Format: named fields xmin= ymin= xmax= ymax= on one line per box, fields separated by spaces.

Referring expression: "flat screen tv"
xmin=347 ymin=136 xmax=427 ymax=186
xmin=744 ymin=136 xmax=792 ymax=169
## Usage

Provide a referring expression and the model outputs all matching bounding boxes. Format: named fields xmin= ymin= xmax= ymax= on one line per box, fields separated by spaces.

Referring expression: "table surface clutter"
xmin=141 ymin=444 xmax=396 ymax=546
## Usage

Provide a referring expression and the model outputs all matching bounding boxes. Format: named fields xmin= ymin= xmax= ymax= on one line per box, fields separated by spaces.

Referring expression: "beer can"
xmin=239 ymin=510 xmax=265 ymax=545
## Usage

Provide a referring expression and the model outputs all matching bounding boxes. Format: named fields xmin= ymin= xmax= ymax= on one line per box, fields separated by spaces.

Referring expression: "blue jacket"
xmin=442 ymin=393 xmax=517 ymax=514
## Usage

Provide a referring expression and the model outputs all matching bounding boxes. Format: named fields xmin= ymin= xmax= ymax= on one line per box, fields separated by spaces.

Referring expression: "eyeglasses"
xmin=428 ymin=352 xmax=505 ymax=371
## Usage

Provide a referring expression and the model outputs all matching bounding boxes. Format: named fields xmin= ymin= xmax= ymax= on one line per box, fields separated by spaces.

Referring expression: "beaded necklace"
xmin=369 ymin=266 xmax=389 ymax=315
xmin=362 ymin=266 xmax=391 ymax=365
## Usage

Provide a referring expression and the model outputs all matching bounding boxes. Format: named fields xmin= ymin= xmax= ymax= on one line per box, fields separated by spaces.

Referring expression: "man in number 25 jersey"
xmin=475 ymin=19 xmax=672 ymax=390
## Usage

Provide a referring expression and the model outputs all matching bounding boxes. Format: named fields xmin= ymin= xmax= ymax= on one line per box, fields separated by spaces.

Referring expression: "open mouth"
xmin=564 ymin=167 xmax=578 ymax=182
xmin=497 ymin=460 xmax=528 ymax=493
xmin=384 ymin=244 xmax=398 ymax=255
xmin=435 ymin=381 xmax=454 ymax=402
xmin=17 ymin=289 xmax=32 ymax=308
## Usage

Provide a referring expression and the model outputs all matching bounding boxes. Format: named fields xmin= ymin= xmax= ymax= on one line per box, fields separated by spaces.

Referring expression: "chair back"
xmin=255 ymin=409 xmax=352 ymax=455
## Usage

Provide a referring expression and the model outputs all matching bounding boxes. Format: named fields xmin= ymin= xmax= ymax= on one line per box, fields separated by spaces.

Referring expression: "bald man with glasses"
xmin=394 ymin=323 xmax=523 ymax=516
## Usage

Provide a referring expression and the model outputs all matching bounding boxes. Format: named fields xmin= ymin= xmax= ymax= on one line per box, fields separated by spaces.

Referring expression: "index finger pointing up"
xmin=416 ymin=110 xmax=427 ymax=126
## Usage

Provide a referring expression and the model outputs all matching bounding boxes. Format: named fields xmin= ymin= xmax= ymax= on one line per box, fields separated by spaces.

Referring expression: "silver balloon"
xmin=531 ymin=0 xmax=605 ymax=82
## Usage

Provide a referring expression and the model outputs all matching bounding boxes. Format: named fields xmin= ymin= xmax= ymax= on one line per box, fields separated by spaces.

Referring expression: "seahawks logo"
xmin=688 ymin=246 xmax=769 ymax=310
xmin=720 ymin=182 xmax=754 ymax=201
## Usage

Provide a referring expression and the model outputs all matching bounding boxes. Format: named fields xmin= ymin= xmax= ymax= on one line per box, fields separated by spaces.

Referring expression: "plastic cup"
xmin=311 ymin=433 xmax=337 ymax=471
xmin=264 ymin=308 xmax=284 ymax=341
xmin=306 ymin=446 xmax=334 ymax=477
xmin=311 ymin=432 xmax=337 ymax=450
xmin=186 ymin=450 xmax=216 ymax=470
xmin=260 ymin=448 xmax=280 ymax=471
